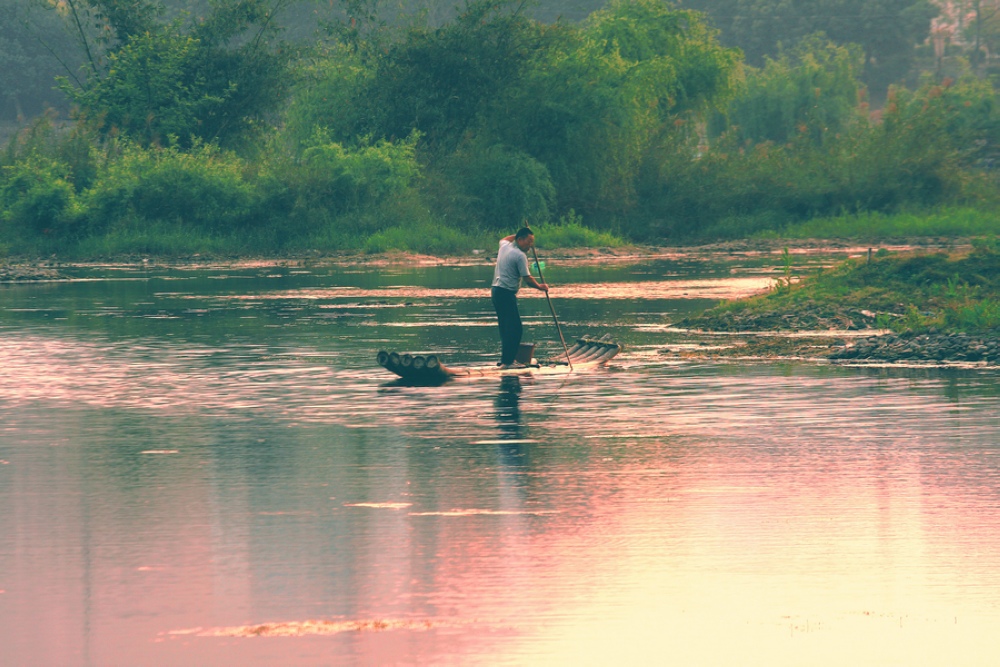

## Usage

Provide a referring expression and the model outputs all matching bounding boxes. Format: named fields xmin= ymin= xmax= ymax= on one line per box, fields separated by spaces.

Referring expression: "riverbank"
xmin=659 ymin=330 xmax=1000 ymax=367
xmin=673 ymin=239 xmax=1000 ymax=366
xmin=0 ymin=261 xmax=63 ymax=281
xmin=0 ymin=234 xmax=975 ymax=275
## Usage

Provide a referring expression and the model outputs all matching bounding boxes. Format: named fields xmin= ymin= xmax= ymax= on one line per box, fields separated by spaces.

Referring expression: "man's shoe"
xmin=508 ymin=361 xmax=527 ymax=369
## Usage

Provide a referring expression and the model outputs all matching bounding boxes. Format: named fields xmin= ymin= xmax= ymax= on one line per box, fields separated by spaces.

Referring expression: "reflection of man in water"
xmin=491 ymin=227 xmax=548 ymax=369
xmin=494 ymin=375 xmax=523 ymax=441
xmin=495 ymin=376 xmax=528 ymax=468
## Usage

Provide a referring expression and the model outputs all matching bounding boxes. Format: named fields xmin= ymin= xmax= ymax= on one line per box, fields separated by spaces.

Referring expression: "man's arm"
xmin=516 ymin=251 xmax=548 ymax=291
xmin=524 ymin=275 xmax=548 ymax=292
xmin=501 ymin=234 xmax=516 ymax=243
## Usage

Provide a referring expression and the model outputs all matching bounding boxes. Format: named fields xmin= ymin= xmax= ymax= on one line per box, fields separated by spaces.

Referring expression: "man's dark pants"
xmin=491 ymin=286 xmax=522 ymax=366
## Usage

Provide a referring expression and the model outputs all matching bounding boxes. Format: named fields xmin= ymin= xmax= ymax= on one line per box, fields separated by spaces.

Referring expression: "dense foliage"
xmin=681 ymin=0 xmax=939 ymax=97
xmin=55 ymin=0 xmax=293 ymax=149
xmin=3 ymin=0 xmax=1000 ymax=258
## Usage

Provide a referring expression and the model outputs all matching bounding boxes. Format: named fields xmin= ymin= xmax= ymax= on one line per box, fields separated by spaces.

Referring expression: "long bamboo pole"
xmin=530 ymin=246 xmax=573 ymax=370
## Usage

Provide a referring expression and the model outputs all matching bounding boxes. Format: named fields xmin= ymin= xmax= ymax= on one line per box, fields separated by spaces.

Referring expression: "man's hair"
xmin=515 ymin=227 xmax=534 ymax=240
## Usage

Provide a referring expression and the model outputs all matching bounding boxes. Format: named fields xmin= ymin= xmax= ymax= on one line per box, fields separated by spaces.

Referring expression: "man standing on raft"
xmin=492 ymin=227 xmax=548 ymax=369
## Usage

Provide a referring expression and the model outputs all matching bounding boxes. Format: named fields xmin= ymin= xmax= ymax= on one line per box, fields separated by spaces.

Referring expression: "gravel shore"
xmin=662 ymin=329 xmax=1000 ymax=366
xmin=676 ymin=308 xmax=1000 ymax=366
xmin=829 ymin=330 xmax=1000 ymax=364
xmin=0 ymin=262 xmax=64 ymax=282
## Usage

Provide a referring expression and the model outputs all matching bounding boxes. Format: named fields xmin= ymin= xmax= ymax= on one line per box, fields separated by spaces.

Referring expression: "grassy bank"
xmin=680 ymin=238 xmax=1000 ymax=335
xmin=3 ymin=205 xmax=997 ymax=262
xmin=760 ymin=207 xmax=1000 ymax=241
xmin=0 ymin=215 xmax=626 ymax=260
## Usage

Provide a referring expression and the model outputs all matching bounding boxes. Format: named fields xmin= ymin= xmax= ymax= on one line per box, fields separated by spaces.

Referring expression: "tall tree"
xmin=499 ymin=0 xmax=740 ymax=221
xmin=0 ymin=0 xmax=84 ymax=121
xmin=354 ymin=0 xmax=551 ymax=151
xmin=54 ymin=0 xmax=294 ymax=148
xmin=963 ymin=0 xmax=1000 ymax=72
xmin=681 ymin=0 xmax=939 ymax=97
xmin=721 ymin=35 xmax=864 ymax=145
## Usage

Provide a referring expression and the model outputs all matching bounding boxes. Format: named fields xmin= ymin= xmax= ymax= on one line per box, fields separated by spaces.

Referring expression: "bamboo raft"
xmin=377 ymin=336 xmax=622 ymax=384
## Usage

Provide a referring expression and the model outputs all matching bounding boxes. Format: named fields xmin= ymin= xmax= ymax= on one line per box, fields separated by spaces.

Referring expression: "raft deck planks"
xmin=377 ymin=336 xmax=622 ymax=384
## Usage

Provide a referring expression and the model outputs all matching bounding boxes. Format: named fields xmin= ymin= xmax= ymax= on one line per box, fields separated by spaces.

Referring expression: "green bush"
xmin=7 ymin=0 xmax=1000 ymax=258
xmin=2 ymin=114 xmax=99 ymax=192
xmin=950 ymin=298 xmax=1000 ymax=330
xmin=83 ymin=142 xmax=255 ymax=233
xmin=0 ymin=155 xmax=81 ymax=239
xmin=636 ymin=132 xmax=801 ymax=239
xmin=534 ymin=211 xmax=625 ymax=248
xmin=262 ymin=132 xmax=422 ymax=234
xmin=636 ymin=93 xmax=975 ymax=241
xmin=282 ymin=47 xmax=370 ymax=151
xmin=363 ymin=222 xmax=469 ymax=254
xmin=632 ymin=66 xmax=1000 ymax=242
xmin=72 ymin=221 xmax=227 ymax=257
xmin=720 ymin=35 xmax=864 ymax=146
xmin=451 ymin=144 xmax=555 ymax=230
xmin=61 ymin=1 xmax=291 ymax=151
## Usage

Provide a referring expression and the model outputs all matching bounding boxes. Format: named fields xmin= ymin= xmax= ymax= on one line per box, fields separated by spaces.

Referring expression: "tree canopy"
xmin=5 ymin=0 xmax=1000 ymax=258
xmin=57 ymin=0 xmax=294 ymax=148
xmin=681 ymin=0 xmax=939 ymax=98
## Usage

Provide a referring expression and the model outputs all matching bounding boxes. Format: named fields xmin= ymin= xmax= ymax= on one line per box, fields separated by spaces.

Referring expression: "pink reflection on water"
xmin=0 ymin=334 xmax=362 ymax=422
xmin=507 ymin=454 xmax=1000 ymax=665
xmin=4 ymin=332 xmax=1000 ymax=665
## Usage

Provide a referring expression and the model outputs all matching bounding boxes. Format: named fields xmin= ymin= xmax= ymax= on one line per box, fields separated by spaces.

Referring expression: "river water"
xmin=2 ymin=250 xmax=999 ymax=666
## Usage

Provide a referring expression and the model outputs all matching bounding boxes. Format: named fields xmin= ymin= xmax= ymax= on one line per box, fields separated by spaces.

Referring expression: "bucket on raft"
xmin=515 ymin=343 xmax=535 ymax=365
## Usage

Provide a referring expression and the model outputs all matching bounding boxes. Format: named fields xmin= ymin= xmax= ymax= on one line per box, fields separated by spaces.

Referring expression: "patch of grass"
xmin=72 ymin=222 xmax=229 ymax=258
xmin=537 ymin=222 xmax=625 ymax=248
xmin=363 ymin=223 xmax=480 ymax=255
xmin=533 ymin=213 xmax=626 ymax=248
xmin=950 ymin=298 xmax=1000 ymax=330
xmin=684 ymin=240 xmax=1000 ymax=334
xmin=768 ymin=207 xmax=1000 ymax=240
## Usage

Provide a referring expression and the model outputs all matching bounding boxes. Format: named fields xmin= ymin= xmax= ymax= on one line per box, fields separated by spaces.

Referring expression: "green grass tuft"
xmin=533 ymin=215 xmax=626 ymax=249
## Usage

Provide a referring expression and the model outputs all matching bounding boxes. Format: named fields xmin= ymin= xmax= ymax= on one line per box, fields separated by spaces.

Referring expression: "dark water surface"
xmin=2 ymin=253 xmax=999 ymax=666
